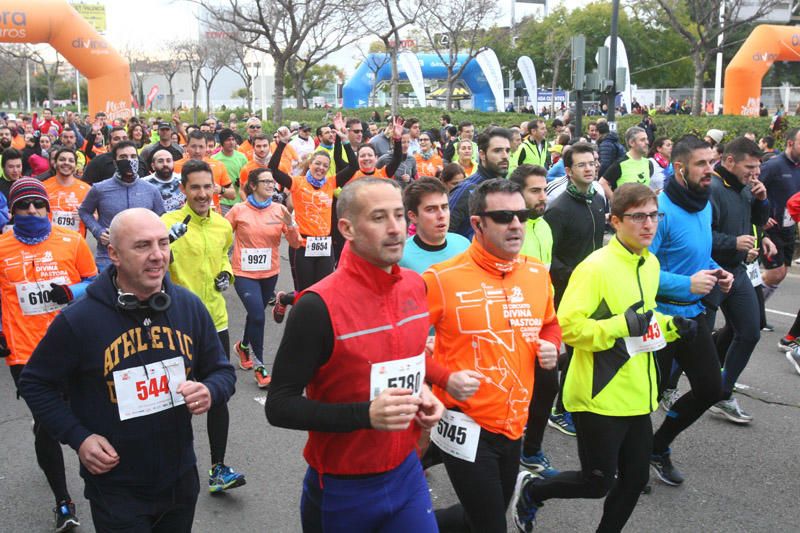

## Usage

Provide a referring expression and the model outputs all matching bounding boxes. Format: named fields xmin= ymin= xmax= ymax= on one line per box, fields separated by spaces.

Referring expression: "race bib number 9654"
xmin=305 ymin=236 xmax=331 ymax=257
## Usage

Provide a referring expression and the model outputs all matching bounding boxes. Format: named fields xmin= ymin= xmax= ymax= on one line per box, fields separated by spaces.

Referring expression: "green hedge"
xmin=141 ymin=107 xmax=799 ymax=148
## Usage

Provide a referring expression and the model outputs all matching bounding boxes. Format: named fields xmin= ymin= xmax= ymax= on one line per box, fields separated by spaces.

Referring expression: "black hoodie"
xmin=19 ymin=266 xmax=235 ymax=496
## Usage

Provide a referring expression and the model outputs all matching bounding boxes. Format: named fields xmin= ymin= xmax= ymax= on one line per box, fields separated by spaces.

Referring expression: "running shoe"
xmin=254 ymin=365 xmax=272 ymax=389
xmin=547 ymin=412 xmax=576 ymax=436
xmin=209 ymin=463 xmax=246 ymax=493
xmin=778 ymin=337 xmax=799 ymax=352
xmin=520 ymin=450 xmax=559 ymax=478
xmin=273 ymin=291 xmax=288 ymax=324
xmin=54 ymin=500 xmax=79 ymax=532
xmin=761 ymin=323 xmax=775 ymax=332
xmin=660 ymin=388 xmax=681 ymax=412
xmin=268 ymin=294 xmax=277 ymax=306
xmin=786 ymin=346 xmax=800 ymax=376
xmin=709 ymin=398 xmax=753 ymax=424
xmin=650 ymin=449 xmax=684 ymax=486
xmin=511 ymin=470 xmax=543 ymax=532
xmin=235 ymin=341 xmax=253 ymax=370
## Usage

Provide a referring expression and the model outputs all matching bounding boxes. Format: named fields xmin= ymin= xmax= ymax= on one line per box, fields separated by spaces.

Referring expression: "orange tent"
xmin=0 ymin=0 xmax=131 ymax=121
xmin=724 ymin=25 xmax=800 ymax=116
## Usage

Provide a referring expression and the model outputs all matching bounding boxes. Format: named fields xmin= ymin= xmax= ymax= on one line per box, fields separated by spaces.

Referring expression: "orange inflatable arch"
xmin=0 ymin=0 xmax=131 ymax=121
xmin=724 ymin=24 xmax=800 ymax=116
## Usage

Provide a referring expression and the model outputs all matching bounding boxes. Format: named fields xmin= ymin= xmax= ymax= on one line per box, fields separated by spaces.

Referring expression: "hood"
xmin=602 ymin=132 xmax=620 ymax=143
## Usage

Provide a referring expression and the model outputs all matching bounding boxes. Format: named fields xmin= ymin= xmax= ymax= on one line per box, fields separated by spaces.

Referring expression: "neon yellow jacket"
xmin=520 ymin=216 xmax=553 ymax=269
xmin=162 ymin=204 xmax=233 ymax=331
xmin=558 ymin=237 xmax=679 ymax=416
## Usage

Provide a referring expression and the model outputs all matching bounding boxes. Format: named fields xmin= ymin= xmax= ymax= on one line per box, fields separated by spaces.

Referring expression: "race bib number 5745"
xmin=430 ymin=409 xmax=481 ymax=462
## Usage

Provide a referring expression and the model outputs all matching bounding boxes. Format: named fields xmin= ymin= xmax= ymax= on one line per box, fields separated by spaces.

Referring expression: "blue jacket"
xmin=651 ymin=189 xmax=719 ymax=317
xmin=19 ymin=266 xmax=235 ymax=494
xmin=79 ymin=175 xmax=165 ymax=263
xmin=448 ymin=166 xmax=499 ymax=240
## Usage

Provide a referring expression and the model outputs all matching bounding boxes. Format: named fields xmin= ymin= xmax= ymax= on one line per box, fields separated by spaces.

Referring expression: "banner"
xmin=516 ymin=56 xmax=537 ymax=108
xmin=398 ymin=51 xmax=427 ymax=108
xmin=145 ymin=85 xmax=159 ymax=109
xmin=475 ymin=48 xmax=504 ymax=112
xmin=603 ymin=36 xmax=632 ymax=113
xmin=72 ymin=3 xmax=106 ymax=33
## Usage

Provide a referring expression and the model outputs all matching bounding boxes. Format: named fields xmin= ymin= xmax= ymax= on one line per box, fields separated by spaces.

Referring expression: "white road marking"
xmin=766 ymin=308 xmax=797 ymax=318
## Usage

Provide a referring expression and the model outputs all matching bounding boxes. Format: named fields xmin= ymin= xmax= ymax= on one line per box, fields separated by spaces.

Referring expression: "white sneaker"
xmin=709 ymin=398 xmax=752 ymax=424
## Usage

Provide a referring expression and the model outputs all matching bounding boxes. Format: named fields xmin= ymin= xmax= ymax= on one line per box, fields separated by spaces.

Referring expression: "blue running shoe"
xmin=511 ymin=470 xmax=543 ymax=532
xmin=547 ymin=411 xmax=576 ymax=436
xmin=209 ymin=463 xmax=246 ymax=493
xmin=520 ymin=450 xmax=559 ymax=478
xmin=54 ymin=500 xmax=79 ymax=532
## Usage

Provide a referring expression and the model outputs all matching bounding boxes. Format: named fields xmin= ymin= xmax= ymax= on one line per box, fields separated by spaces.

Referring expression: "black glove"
xmin=169 ymin=215 xmax=191 ymax=243
xmin=214 ymin=272 xmax=231 ymax=292
xmin=0 ymin=331 xmax=9 ymax=358
xmin=672 ymin=316 xmax=698 ymax=342
xmin=47 ymin=283 xmax=73 ymax=305
xmin=624 ymin=301 xmax=653 ymax=337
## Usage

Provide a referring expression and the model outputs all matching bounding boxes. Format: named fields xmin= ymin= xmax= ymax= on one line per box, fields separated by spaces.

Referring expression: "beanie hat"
xmin=8 ymin=177 xmax=50 ymax=212
xmin=705 ymin=129 xmax=726 ymax=145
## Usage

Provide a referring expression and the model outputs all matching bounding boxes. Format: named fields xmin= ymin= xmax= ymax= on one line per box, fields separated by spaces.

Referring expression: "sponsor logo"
xmin=0 ymin=11 xmax=27 ymax=38
xmin=752 ymin=52 xmax=778 ymax=62
xmin=72 ymin=37 xmax=108 ymax=50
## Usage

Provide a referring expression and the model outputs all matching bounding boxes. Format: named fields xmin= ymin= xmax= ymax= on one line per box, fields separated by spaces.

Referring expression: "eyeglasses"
xmin=476 ymin=209 xmax=534 ymax=224
xmin=621 ymin=212 xmax=664 ymax=224
xmin=16 ymin=198 xmax=48 ymax=210
xmin=256 ymin=179 xmax=275 ymax=185
xmin=248 ymin=125 xmax=262 ymax=130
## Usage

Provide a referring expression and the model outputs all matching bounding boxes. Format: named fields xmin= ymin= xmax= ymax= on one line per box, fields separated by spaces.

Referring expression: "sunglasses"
xmin=476 ymin=209 xmax=534 ymax=224
xmin=248 ymin=125 xmax=262 ymax=129
xmin=350 ymin=129 xmax=363 ymax=133
xmin=16 ymin=198 xmax=48 ymax=210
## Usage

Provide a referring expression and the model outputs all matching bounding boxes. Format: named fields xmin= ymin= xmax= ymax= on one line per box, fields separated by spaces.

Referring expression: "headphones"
xmin=113 ymin=274 xmax=171 ymax=312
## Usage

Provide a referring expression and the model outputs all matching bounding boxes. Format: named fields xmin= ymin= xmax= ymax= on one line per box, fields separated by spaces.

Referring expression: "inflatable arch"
xmin=343 ymin=53 xmax=497 ymax=111
xmin=724 ymin=24 xmax=800 ymax=116
xmin=0 ymin=0 xmax=131 ymax=120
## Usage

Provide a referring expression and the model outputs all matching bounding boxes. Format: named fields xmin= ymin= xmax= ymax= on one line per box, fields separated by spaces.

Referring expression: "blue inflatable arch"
xmin=342 ymin=53 xmax=497 ymax=112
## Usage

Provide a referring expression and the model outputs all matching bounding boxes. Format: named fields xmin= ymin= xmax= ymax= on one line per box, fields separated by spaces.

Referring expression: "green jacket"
xmin=162 ymin=205 xmax=233 ymax=331
xmin=521 ymin=138 xmax=550 ymax=168
xmin=558 ymin=237 xmax=679 ymax=416
xmin=520 ymin=216 xmax=553 ymax=269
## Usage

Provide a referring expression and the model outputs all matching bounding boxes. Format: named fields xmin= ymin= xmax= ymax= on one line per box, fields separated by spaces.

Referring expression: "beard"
xmin=0 ymin=139 xmax=10 ymax=149
xmin=156 ymin=166 xmax=174 ymax=180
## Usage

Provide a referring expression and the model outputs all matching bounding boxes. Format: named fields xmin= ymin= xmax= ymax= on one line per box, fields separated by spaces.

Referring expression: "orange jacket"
xmin=43 ymin=177 xmax=91 ymax=237
xmin=423 ymin=239 xmax=561 ymax=439
xmin=174 ymin=157 xmax=231 ymax=213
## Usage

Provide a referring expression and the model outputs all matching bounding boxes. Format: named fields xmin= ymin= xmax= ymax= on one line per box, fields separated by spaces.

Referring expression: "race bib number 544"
xmin=113 ymin=356 xmax=187 ymax=421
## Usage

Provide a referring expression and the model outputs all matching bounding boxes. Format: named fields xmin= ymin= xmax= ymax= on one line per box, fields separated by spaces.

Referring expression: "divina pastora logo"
xmin=0 ymin=11 xmax=27 ymax=38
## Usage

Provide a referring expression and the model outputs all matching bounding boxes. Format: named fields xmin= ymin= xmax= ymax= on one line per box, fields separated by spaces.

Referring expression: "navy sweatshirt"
xmin=19 ymin=266 xmax=235 ymax=495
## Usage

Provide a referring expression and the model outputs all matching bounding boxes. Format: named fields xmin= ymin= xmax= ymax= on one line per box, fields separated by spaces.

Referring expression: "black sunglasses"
xmin=16 ymin=198 xmax=48 ymax=210
xmin=476 ymin=209 xmax=533 ymax=224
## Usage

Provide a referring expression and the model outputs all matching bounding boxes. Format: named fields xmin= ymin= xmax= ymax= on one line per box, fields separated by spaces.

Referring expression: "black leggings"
xmin=208 ymin=330 xmax=230 ymax=466
xmin=789 ymin=308 xmax=800 ymax=338
xmin=653 ymin=314 xmax=722 ymax=454
xmin=435 ymin=430 xmax=521 ymax=533
xmin=522 ymin=360 xmax=559 ymax=456
xmin=527 ymin=412 xmax=652 ymax=533
xmin=289 ymin=245 xmax=335 ymax=292
xmin=10 ymin=365 xmax=70 ymax=504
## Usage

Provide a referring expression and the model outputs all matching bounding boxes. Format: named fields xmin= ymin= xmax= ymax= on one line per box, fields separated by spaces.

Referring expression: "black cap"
xmin=300 ymin=123 xmax=312 ymax=131
xmin=218 ymin=128 xmax=236 ymax=142
xmin=158 ymin=122 xmax=172 ymax=130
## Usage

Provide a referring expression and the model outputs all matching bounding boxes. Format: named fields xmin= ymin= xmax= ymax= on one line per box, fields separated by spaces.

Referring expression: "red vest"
xmin=302 ymin=244 xmax=429 ymax=475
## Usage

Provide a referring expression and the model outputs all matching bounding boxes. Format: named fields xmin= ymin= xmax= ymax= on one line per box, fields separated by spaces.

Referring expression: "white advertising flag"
xmin=398 ymin=52 xmax=427 ymax=108
xmin=475 ymin=48 xmax=504 ymax=112
xmin=604 ymin=36 xmax=632 ymax=112
xmin=517 ymin=56 xmax=538 ymax=109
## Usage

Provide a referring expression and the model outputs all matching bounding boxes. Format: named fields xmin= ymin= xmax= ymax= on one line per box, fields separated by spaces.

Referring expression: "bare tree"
xmin=197 ymin=34 xmax=233 ymax=115
xmin=123 ymin=46 xmax=158 ymax=111
xmin=224 ymin=31 xmax=259 ymax=112
xmin=176 ymin=41 xmax=204 ymax=123
xmin=1 ymin=44 xmax=63 ymax=106
xmin=193 ymin=0 xmax=364 ymax=123
xmin=153 ymin=50 xmax=183 ymax=111
xmin=650 ymin=0 xmax=784 ymax=115
xmin=419 ymin=0 xmax=499 ymax=111
xmin=0 ymin=47 xmax=27 ymax=108
xmin=358 ymin=0 xmax=422 ymax=115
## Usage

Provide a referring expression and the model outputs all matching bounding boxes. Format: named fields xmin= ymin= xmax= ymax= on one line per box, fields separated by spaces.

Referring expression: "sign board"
xmin=537 ymin=90 xmax=568 ymax=104
xmin=735 ymin=1 xmax=793 ymax=23
xmin=388 ymin=39 xmax=416 ymax=49
xmin=71 ymin=2 xmax=106 ymax=33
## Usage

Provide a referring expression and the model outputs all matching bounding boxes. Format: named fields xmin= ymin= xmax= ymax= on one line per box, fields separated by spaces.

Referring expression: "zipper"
xmin=586 ymin=200 xmax=598 ymax=251
xmin=634 ymin=256 xmax=655 ymax=412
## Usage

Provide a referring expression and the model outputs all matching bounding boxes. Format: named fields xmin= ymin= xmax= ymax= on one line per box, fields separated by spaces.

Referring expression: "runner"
xmin=143 ymin=148 xmax=185 ymax=212
xmin=238 ymin=134 xmax=272 ymax=200
xmin=513 ymin=183 xmax=694 ymax=532
xmin=0 ymin=178 xmax=97 ymax=532
xmin=212 ymin=128 xmax=249 ymax=215
xmin=226 ymin=167 xmax=301 ymax=387
xmin=266 ymin=177 xmax=444 ymax=532
xmin=599 ymin=126 xmax=654 ymax=200
xmin=415 ymin=131 xmax=444 ymax=178
xmin=173 ymin=130 xmax=235 ymax=214
xmin=19 ymin=208 xmax=235 ymax=533
xmin=43 ymin=147 xmax=91 ymax=237
xmin=162 ymin=160 xmax=246 ymax=493
xmin=649 ymin=135 xmax=732 ymax=486
xmin=425 ymin=178 xmax=561 ymax=532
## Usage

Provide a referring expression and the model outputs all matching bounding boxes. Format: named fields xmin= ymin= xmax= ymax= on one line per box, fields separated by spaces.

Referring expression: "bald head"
xmin=337 ymin=177 xmax=401 ymax=221
xmin=109 ymin=208 xmax=165 ymax=248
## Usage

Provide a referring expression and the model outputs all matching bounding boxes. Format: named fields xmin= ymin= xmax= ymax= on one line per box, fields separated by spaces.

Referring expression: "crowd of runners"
xmin=0 ymin=106 xmax=799 ymax=532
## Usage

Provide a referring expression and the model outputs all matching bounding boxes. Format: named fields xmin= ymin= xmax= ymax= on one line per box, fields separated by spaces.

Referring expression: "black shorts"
xmin=763 ymin=227 xmax=797 ymax=269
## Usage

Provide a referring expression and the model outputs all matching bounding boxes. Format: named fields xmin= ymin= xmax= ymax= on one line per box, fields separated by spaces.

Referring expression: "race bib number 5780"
xmin=370 ymin=353 xmax=425 ymax=400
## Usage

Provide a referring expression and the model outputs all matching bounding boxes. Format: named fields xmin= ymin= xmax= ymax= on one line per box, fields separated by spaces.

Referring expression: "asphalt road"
xmin=2 ymin=242 xmax=799 ymax=532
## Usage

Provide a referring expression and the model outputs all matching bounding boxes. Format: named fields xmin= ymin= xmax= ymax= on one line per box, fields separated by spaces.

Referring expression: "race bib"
xmin=241 ymin=247 xmax=272 ymax=272
xmin=370 ymin=352 xmax=425 ymax=400
xmin=305 ymin=236 xmax=332 ymax=257
xmin=746 ymin=262 xmax=763 ymax=287
xmin=52 ymin=210 xmax=79 ymax=232
xmin=431 ymin=409 xmax=481 ymax=463
xmin=113 ymin=356 xmax=187 ymax=421
xmin=15 ymin=276 xmax=69 ymax=316
xmin=783 ymin=209 xmax=795 ymax=228
xmin=623 ymin=315 xmax=667 ymax=355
